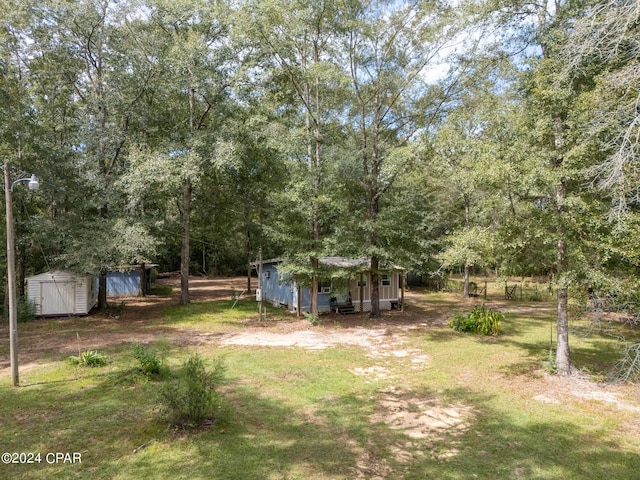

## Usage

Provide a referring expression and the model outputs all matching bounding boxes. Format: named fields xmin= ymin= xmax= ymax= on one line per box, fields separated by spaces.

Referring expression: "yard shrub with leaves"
xmin=132 ymin=343 xmax=165 ymax=378
xmin=17 ymin=299 xmax=37 ymax=323
xmin=303 ymin=312 xmax=320 ymax=325
xmin=159 ymin=354 xmax=226 ymax=427
xmin=67 ymin=350 xmax=109 ymax=367
xmin=449 ymin=304 xmax=503 ymax=335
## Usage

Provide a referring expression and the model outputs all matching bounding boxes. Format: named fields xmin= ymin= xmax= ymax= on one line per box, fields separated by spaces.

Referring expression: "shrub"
xmin=449 ymin=304 xmax=502 ymax=335
xmin=150 ymin=285 xmax=172 ymax=296
xmin=159 ymin=354 xmax=226 ymax=427
xmin=132 ymin=343 xmax=164 ymax=378
xmin=68 ymin=350 xmax=109 ymax=367
xmin=527 ymin=289 xmax=544 ymax=301
xmin=303 ymin=312 xmax=320 ymax=325
xmin=17 ymin=299 xmax=37 ymax=323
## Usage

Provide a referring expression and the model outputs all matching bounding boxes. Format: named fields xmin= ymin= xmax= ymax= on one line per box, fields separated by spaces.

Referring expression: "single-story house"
xmin=26 ymin=271 xmax=98 ymax=316
xmin=107 ymin=264 xmax=156 ymax=297
xmin=255 ymin=257 xmax=405 ymax=315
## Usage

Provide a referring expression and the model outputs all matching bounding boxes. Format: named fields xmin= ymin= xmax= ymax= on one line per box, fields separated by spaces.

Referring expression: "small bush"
xmin=449 ymin=304 xmax=502 ymax=335
xmin=133 ymin=343 xmax=164 ymax=378
xmin=105 ymin=301 xmax=126 ymax=318
xmin=159 ymin=354 xmax=226 ymax=427
xmin=17 ymin=299 xmax=37 ymax=323
xmin=150 ymin=285 xmax=172 ymax=296
xmin=303 ymin=312 xmax=320 ymax=325
xmin=68 ymin=350 xmax=109 ymax=367
xmin=527 ymin=289 xmax=544 ymax=301
xmin=542 ymin=347 xmax=557 ymax=374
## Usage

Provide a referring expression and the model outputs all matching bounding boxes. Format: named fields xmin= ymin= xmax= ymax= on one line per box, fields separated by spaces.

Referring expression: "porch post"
xmin=400 ymin=271 xmax=405 ymax=312
xmin=359 ymin=272 xmax=364 ymax=313
xmin=297 ymin=284 xmax=301 ymax=318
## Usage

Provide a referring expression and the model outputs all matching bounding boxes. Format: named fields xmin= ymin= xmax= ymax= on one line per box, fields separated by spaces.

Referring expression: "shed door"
xmin=41 ymin=281 xmax=75 ymax=315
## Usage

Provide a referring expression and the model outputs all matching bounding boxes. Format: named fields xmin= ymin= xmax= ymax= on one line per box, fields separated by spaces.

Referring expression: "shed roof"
xmin=26 ymin=271 xmax=94 ymax=282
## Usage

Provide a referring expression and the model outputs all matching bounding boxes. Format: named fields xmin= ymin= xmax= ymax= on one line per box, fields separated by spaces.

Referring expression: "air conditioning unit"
xmin=256 ymin=288 xmax=262 ymax=301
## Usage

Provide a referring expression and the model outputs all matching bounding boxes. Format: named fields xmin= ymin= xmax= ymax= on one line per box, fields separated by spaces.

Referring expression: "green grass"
xmin=1 ymin=293 xmax=639 ymax=479
xmin=163 ymin=299 xmax=291 ymax=331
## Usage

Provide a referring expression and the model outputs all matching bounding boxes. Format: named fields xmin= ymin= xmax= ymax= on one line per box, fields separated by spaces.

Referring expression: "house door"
xmin=41 ymin=281 xmax=75 ymax=315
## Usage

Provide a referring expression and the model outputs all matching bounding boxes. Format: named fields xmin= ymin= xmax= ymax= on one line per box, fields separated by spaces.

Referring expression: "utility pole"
xmin=4 ymin=164 xmax=39 ymax=387
xmin=4 ymin=163 xmax=18 ymax=387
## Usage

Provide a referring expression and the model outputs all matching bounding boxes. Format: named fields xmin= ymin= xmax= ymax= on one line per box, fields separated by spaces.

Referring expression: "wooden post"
xmin=359 ymin=272 xmax=364 ymax=313
xmin=297 ymin=284 xmax=301 ymax=319
xmin=257 ymin=247 xmax=263 ymax=321
xmin=400 ymin=272 xmax=405 ymax=312
xmin=484 ymin=280 xmax=487 ymax=300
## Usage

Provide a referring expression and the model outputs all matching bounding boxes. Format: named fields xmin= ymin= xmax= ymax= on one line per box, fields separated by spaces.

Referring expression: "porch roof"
xmin=254 ymin=256 xmax=402 ymax=271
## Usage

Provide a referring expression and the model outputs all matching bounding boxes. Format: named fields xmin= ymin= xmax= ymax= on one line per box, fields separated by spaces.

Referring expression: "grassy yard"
xmin=1 ymin=286 xmax=639 ymax=479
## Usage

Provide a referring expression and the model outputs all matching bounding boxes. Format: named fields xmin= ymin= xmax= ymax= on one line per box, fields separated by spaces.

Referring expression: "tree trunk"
xmin=370 ymin=255 xmax=380 ymax=318
xmin=369 ymin=177 xmax=381 ymax=318
xmin=140 ymin=264 xmax=146 ymax=297
xmin=368 ymin=125 xmax=382 ymax=318
xmin=463 ymin=264 xmax=470 ymax=298
xmin=98 ymin=268 xmax=107 ymax=310
xmin=553 ymin=115 xmax=571 ymax=374
xmin=310 ymin=257 xmax=319 ymax=315
xmin=300 ymin=34 xmax=322 ymax=316
xmin=555 ymin=183 xmax=571 ymax=374
xmin=556 ymin=253 xmax=570 ymax=374
xmin=180 ymin=179 xmax=192 ymax=306
xmin=98 ymin=204 xmax=108 ymax=310
xmin=245 ymin=207 xmax=252 ymax=293
xmin=463 ymin=194 xmax=471 ymax=298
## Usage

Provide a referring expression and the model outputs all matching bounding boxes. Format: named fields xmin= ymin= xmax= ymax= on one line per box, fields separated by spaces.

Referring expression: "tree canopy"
xmin=2 ymin=0 xmax=639 ymax=373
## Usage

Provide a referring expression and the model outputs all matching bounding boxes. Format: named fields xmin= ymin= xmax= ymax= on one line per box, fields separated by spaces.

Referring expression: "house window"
xmin=381 ymin=275 xmax=391 ymax=286
xmin=357 ymin=277 xmax=368 ymax=287
xmin=318 ymin=281 xmax=331 ymax=294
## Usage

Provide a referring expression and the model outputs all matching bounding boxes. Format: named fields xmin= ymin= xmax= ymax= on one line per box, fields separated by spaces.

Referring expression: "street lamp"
xmin=4 ymin=163 xmax=40 ymax=387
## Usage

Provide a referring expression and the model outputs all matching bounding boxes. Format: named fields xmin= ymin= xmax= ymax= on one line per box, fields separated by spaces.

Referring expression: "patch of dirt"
xmin=371 ymin=385 xmax=473 ymax=442
xmin=533 ymin=373 xmax=640 ymax=413
xmin=220 ymin=328 xmax=388 ymax=350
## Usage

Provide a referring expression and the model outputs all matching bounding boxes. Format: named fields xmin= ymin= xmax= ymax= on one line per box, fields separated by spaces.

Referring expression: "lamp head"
xmin=28 ymin=174 xmax=39 ymax=191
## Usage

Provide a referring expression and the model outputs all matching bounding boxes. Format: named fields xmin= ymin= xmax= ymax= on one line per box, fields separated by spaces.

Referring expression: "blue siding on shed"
xmin=261 ymin=264 xmax=294 ymax=307
xmin=260 ymin=264 xmax=332 ymax=313
xmin=107 ymin=270 xmax=141 ymax=297
xmin=298 ymin=287 xmax=331 ymax=312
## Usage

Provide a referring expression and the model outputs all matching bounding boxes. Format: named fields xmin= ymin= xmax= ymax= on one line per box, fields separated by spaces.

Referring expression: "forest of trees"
xmin=1 ymin=0 xmax=639 ymax=374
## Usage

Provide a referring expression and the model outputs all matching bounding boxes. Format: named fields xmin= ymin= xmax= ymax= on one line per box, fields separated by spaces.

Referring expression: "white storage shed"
xmin=26 ymin=271 xmax=98 ymax=316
